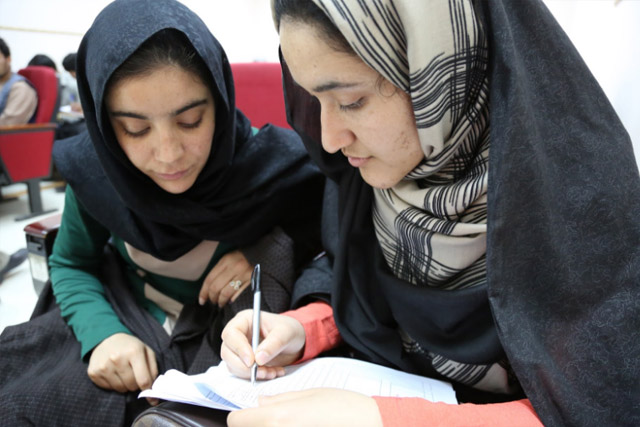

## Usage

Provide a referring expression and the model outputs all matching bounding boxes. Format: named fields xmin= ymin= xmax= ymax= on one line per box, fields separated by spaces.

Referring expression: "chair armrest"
xmin=0 ymin=123 xmax=58 ymax=135
xmin=132 ymin=401 xmax=228 ymax=427
xmin=24 ymin=213 xmax=62 ymax=238
xmin=24 ymin=213 xmax=62 ymax=295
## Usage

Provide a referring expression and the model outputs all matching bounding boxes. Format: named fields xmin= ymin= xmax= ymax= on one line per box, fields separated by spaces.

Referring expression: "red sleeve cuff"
xmin=281 ymin=301 xmax=342 ymax=362
xmin=373 ymin=397 xmax=542 ymax=427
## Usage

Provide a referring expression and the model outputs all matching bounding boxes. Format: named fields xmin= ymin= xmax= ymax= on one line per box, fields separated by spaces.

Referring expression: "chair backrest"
xmin=230 ymin=62 xmax=290 ymax=129
xmin=0 ymin=124 xmax=55 ymax=181
xmin=18 ymin=66 xmax=60 ymax=123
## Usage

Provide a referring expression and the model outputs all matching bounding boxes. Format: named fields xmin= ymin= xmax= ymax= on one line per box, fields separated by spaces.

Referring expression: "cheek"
xmin=392 ymin=104 xmax=422 ymax=164
xmin=377 ymin=117 xmax=423 ymax=175
xmin=121 ymin=143 xmax=151 ymax=170
xmin=115 ymin=134 xmax=144 ymax=166
xmin=189 ymin=128 xmax=214 ymax=159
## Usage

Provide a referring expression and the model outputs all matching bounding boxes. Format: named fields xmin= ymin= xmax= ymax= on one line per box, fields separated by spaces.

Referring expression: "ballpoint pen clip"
xmin=251 ymin=264 xmax=260 ymax=293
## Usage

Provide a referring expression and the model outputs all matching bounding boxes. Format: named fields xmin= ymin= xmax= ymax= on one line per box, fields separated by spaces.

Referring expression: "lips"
xmin=156 ymin=169 xmax=188 ymax=180
xmin=346 ymin=156 xmax=370 ymax=167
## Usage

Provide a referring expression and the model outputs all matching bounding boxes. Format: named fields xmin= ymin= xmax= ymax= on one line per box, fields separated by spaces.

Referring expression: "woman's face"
xmin=279 ymin=20 xmax=424 ymax=189
xmin=106 ymin=65 xmax=215 ymax=194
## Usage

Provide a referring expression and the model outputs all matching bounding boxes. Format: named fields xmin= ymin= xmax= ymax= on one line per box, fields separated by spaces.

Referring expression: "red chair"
xmin=230 ymin=62 xmax=290 ymax=129
xmin=0 ymin=65 xmax=59 ymax=220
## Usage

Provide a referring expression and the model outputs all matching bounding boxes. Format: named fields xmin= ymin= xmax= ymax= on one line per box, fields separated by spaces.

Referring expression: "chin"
xmin=155 ymin=179 xmax=194 ymax=194
xmin=360 ymin=171 xmax=398 ymax=190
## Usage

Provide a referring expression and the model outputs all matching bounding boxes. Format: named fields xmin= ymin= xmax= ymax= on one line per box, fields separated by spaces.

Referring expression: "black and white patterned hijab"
xmin=280 ymin=0 xmax=640 ymax=424
xmin=312 ymin=0 xmax=505 ymax=391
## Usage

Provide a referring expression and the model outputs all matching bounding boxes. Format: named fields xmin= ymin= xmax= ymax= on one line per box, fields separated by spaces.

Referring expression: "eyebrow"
xmin=109 ymin=98 xmax=209 ymax=119
xmin=312 ymin=81 xmax=360 ymax=93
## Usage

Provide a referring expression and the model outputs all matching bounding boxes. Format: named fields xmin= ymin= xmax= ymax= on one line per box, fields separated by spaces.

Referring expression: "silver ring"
xmin=229 ymin=280 xmax=242 ymax=291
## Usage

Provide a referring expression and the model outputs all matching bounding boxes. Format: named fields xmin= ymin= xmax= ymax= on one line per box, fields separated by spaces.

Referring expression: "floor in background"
xmin=0 ymin=181 xmax=65 ymax=334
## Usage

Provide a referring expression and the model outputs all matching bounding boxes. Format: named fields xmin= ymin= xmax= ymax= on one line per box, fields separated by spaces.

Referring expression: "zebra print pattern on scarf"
xmin=313 ymin=0 xmax=517 ymax=393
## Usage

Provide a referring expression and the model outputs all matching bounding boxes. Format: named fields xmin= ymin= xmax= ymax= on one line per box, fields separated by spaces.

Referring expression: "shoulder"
xmin=52 ymin=131 xmax=105 ymax=188
xmin=10 ymin=79 xmax=37 ymax=97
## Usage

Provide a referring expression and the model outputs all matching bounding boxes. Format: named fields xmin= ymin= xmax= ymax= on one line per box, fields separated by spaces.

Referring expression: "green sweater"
xmin=49 ymin=187 xmax=232 ymax=358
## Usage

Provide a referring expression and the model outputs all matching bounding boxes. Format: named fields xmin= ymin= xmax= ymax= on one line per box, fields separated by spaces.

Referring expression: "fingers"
xmin=220 ymin=311 xmax=305 ymax=383
xmin=221 ymin=310 xmax=255 ymax=376
xmin=252 ymin=315 xmax=306 ymax=368
xmin=87 ymin=333 xmax=158 ymax=394
xmin=88 ymin=368 xmax=124 ymax=391
xmin=219 ymin=311 xmax=284 ymax=380
xmin=198 ymin=258 xmax=227 ymax=305
xmin=146 ymin=346 xmax=158 ymax=381
xmin=130 ymin=345 xmax=158 ymax=391
xmin=216 ymin=278 xmax=249 ymax=308
xmin=88 ymin=354 xmax=138 ymax=392
xmin=199 ymin=251 xmax=253 ymax=307
xmin=146 ymin=397 xmax=160 ymax=406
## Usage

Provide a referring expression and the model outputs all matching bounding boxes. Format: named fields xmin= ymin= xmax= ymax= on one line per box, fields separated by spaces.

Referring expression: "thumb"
xmin=253 ymin=321 xmax=299 ymax=366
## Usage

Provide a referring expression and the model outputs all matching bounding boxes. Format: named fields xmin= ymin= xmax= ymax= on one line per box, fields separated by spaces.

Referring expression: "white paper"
xmin=140 ymin=357 xmax=457 ymax=411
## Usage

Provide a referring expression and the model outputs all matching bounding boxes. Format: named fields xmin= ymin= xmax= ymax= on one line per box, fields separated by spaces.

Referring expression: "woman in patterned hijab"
xmin=219 ymin=0 xmax=639 ymax=425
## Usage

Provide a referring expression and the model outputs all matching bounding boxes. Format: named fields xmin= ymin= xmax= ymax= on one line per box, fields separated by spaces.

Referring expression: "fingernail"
xmin=198 ymin=297 xmax=205 ymax=305
xmin=243 ymin=354 xmax=253 ymax=367
xmin=255 ymin=350 xmax=269 ymax=365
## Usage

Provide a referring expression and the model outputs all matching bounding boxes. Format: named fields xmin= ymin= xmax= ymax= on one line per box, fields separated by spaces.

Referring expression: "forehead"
xmin=279 ymin=20 xmax=376 ymax=92
xmin=106 ymin=65 xmax=209 ymax=106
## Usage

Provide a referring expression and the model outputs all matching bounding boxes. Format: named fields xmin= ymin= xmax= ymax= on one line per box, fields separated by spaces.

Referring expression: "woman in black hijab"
xmin=0 ymin=0 xmax=324 ymax=425
xmin=220 ymin=0 xmax=640 ymax=426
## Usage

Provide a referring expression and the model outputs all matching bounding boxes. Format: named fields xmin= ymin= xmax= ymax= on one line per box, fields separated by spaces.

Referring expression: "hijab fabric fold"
xmin=54 ymin=0 xmax=323 ymax=261
xmin=279 ymin=0 xmax=640 ymax=425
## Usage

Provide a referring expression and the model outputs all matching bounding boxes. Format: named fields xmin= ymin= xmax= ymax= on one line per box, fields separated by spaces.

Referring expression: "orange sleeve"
xmin=373 ymin=397 xmax=542 ymax=427
xmin=281 ymin=301 xmax=342 ymax=362
xmin=283 ymin=304 xmax=543 ymax=426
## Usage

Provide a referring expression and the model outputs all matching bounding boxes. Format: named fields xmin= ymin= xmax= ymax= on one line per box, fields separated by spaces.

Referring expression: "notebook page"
xmin=139 ymin=369 xmax=239 ymax=410
xmin=196 ymin=357 xmax=457 ymax=409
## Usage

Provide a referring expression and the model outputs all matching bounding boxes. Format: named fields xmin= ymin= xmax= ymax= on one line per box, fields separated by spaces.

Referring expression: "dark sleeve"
xmin=49 ymin=186 xmax=132 ymax=358
xmin=229 ymin=178 xmax=337 ymax=318
xmin=291 ymin=178 xmax=339 ymax=308
xmin=237 ymin=226 xmax=297 ymax=314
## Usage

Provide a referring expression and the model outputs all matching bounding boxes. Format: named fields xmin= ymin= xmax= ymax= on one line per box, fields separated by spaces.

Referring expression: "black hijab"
xmin=280 ymin=0 xmax=639 ymax=425
xmin=54 ymin=0 xmax=323 ymax=261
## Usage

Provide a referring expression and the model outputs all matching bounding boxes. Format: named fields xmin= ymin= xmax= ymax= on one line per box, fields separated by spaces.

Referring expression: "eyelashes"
xmin=122 ymin=118 xmax=203 ymax=138
xmin=339 ymin=97 xmax=365 ymax=112
xmin=179 ymin=118 xmax=203 ymax=129
xmin=123 ymin=128 xmax=149 ymax=138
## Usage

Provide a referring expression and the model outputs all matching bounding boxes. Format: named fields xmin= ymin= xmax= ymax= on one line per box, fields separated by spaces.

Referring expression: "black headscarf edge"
xmin=58 ymin=0 xmax=325 ymax=260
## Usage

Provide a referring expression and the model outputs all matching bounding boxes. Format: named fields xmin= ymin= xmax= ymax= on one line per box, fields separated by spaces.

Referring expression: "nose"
xmin=154 ymin=125 xmax=184 ymax=164
xmin=320 ymin=106 xmax=355 ymax=154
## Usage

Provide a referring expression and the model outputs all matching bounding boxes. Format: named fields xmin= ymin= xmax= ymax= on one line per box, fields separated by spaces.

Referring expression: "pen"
xmin=250 ymin=264 xmax=261 ymax=385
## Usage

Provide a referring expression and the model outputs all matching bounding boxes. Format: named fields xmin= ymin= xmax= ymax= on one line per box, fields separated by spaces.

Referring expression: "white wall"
xmin=544 ymin=0 xmax=640 ymax=167
xmin=0 ymin=0 xmax=638 ymax=165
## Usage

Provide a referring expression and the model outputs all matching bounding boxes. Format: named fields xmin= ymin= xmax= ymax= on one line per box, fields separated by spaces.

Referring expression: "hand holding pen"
xmin=219 ymin=267 xmax=308 ymax=381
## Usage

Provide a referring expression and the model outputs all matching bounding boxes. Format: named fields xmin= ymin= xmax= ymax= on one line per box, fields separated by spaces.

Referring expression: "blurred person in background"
xmin=0 ymin=37 xmax=37 ymax=125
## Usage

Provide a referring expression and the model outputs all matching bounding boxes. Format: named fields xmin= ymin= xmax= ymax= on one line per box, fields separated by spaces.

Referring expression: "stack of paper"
xmin=139 ymin=357 xmax=458 ymax=411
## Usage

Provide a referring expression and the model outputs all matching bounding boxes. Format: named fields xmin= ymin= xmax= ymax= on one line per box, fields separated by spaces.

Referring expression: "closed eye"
xmin=339 ymin=97 xmax=364 ymax=111
xmin=123 ymin=127 xmax=150 ymax=138
xmin=180 ymin=118 xmax=202 ymax=129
